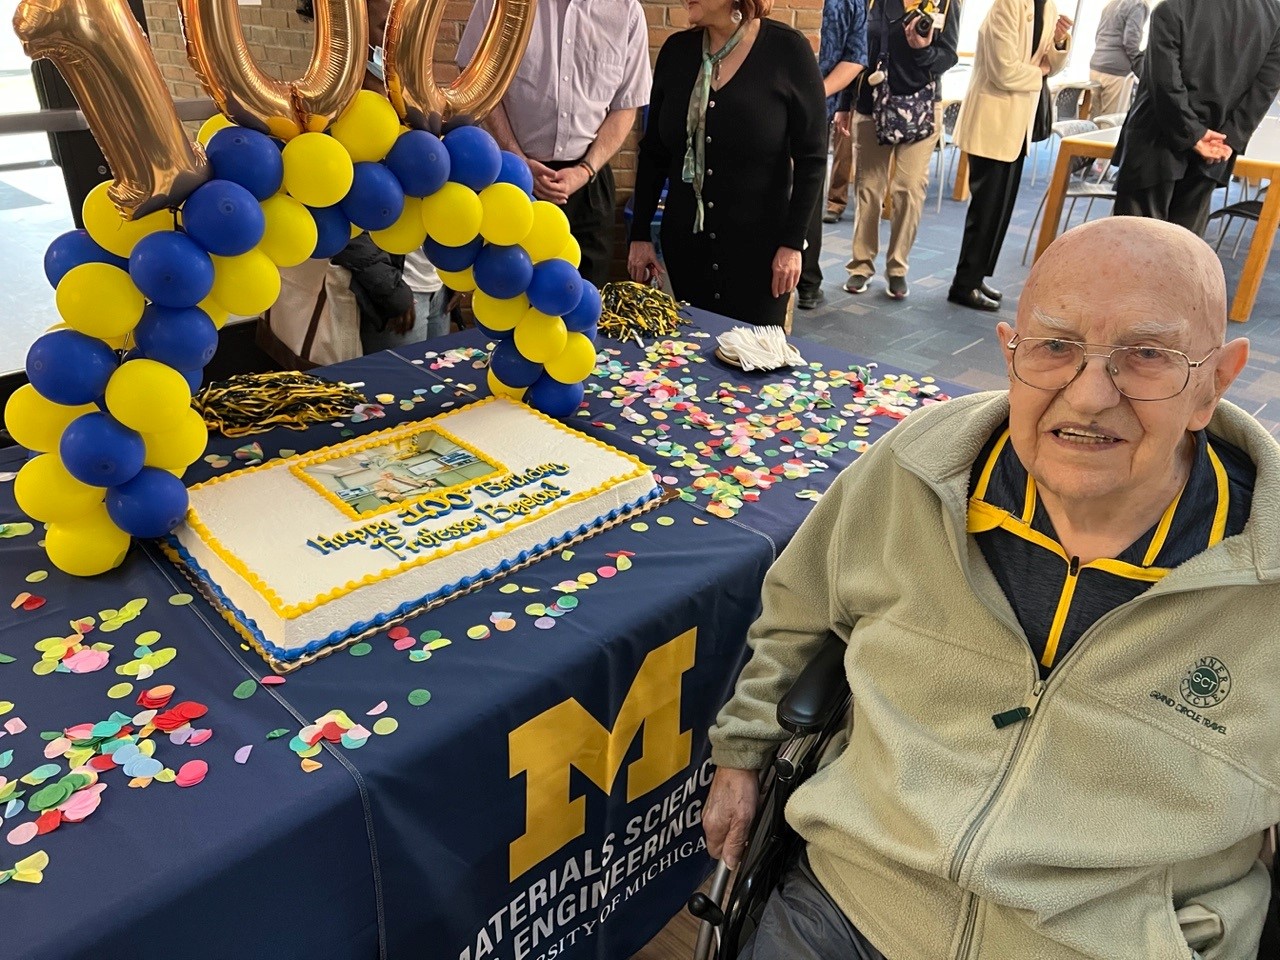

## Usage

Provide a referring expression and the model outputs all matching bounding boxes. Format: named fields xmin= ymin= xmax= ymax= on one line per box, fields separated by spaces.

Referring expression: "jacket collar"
xmin=887 ymin=391 xmax=1280 ymax=582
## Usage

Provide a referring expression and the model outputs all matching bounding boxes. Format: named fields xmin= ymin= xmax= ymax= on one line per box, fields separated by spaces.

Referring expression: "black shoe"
xmin=886 ymin=276 xmax=909 ymax=300
xmin=844 ymin=275 xmax=872 ymax=294
xmin=798 ymin=290 xmax=826 ymax=310
xmin=822 ymin=209 xmax=842 ymax=224
xmin=948 ymin=284 xmax=1000 ymax=312
xmin=980 ymin=282 xmax=1003 ymax=302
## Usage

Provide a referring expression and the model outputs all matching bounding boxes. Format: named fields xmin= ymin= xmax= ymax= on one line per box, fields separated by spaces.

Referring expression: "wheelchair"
xmin=687 ymin=634 xmax=1280 ymax=960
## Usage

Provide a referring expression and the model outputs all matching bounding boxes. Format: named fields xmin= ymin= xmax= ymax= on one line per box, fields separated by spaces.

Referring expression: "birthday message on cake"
xmin=305 ymin=464 xmax=572 ymax=561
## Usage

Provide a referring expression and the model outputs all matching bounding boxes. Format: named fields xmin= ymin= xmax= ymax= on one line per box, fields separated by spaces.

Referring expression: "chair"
xmin=1021 ymin=119 xmax=1116 ymax=265
xmin=1092 ymin=112 xmax=1127 ymax=130
xmin=931 ymin=101 xmax=963 ymax=212
xmin=688 ymin=635 xmax=1280 ymax=960
xmin=1208 ymin=186 xmax=1267 ymax=257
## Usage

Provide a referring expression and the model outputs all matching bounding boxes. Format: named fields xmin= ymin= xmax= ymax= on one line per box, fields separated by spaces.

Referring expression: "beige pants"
xmin=847 ymin=105 xmax=942 ymax=280
xmin=1089 ymin=70 xmax=1136 ymax=118
xmin=827 ymin=122 xmax=854 ymax=215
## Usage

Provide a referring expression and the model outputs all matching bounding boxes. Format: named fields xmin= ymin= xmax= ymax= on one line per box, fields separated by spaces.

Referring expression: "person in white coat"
xmin=948 ymin=0 xmax=1070 ymax=311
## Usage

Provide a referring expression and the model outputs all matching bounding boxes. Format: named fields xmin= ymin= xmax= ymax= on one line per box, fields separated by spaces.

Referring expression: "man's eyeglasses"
xmin=1006 ymin=336 xmax=1218 ymax=401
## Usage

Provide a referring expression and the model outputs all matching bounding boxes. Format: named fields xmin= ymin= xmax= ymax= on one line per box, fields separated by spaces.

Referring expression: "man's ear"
xmin=1190 ymin=338 xmax=1249 ymax=430
xmin=996 ymin=321 xmax=1016 ymax=379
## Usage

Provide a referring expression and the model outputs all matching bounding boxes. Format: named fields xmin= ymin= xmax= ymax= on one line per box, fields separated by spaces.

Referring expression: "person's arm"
xmin=1143 ymin=1 xmax=1207 ymax=153
xmin=1122 ymin=1 xmax=1148 ymax=76
xmin=550 ymin=108 xmax=641 ymax=201
xmin=907 ymin=0 xmax=961 ymax=75
xmin=824 ymin=62 xmax=863 ymax=98
xmin=781 ymin=31 xmax=828 ymax=252
xmin=982 ymin=0 xmax=1044 ymax=93
xmin=1221 ymin=22 xmax=1280 ymax=155
xmin=820 ymin=0 xmax=867 ymax=97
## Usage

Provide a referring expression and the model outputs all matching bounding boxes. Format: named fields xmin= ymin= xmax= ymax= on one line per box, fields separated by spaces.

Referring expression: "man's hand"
xmin=388 ymin=304 xmax=416 ymax=336
xmin=527 ymin=158 xmax=562 ymax=203
xmin=772 ymin=246 xmax=802 ymax=299
xmin=628 ymin=241 xmax=663 ymax=284
xmin=1040 ymin=57 xmax=1053 ymax=76
xmin=544 ymin=164 xmax=591 ymax=205
xmin=703 ymin=767 xmax=760 ymax=869
xmin=904 ymin=15 xmax=935 ymax=49
xmin=1193 ymin=129 xmax=1232 ymax=162
xmin=834 ymin=111 xmax=851 ymax=139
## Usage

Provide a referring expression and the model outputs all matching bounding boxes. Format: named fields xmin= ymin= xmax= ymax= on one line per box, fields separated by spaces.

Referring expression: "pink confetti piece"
xmin=366 ymin=701 xmax=388 ymax=716
xmin=392 ymin=637 xmax=416 ymax=651
xmin=63 ymin=648 xmax=109 ymax=674
xmin=6 ymin=822 xmax=36 ymax=845
xmin=188 ymin=729 xmax=213 ymax=747
xmin=175 ymin=760 xmax=208 ymax=788
xmin=345 ymin=724 xmax=372 ymax=741
xmin=234 ymin=745 xmax=253 ymax=764
xmin=58 ymin=783 xmax=106 ymax=823
xmin=3 ymin=718 xmax=25 ymax=736
xmin=259 ymin=676 xmax=285 ymax=686
xmin=596 ymin=566 xmax=617 ymax=579
xmin=43 ymin=738 xmax=70 ymax=760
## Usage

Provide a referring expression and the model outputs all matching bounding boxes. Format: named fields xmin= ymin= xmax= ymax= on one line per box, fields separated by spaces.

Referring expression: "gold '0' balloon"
xmin=385 ymin=0 xmax=536 ymax=128
xmin=14 ymin=0 xmax=210 ymax=219
xmin=180 ymin=0 xmax=368 ymax=138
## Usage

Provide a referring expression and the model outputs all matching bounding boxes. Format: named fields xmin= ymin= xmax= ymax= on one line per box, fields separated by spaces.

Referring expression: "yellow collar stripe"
xmin=1207 ymin=443 xmax=1229 ymax=547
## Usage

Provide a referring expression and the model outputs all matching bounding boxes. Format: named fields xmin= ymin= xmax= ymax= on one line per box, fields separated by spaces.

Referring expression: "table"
xmin=0 ymin=312 xmax=960 ymax=960
xmin=1033 ymin=118 xmax=1280 ymax=322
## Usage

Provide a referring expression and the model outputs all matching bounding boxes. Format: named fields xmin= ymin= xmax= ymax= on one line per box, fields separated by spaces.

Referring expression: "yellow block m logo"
xmin=507 ymin=628 xmax=696 ymax=880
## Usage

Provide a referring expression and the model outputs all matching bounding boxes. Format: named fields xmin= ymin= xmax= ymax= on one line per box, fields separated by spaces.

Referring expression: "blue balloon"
xmin=134 ymin=304 xmax=219 ymax=370
xmin=206 ymin=127 xmax=284 ymax=201
xmin=496 ymin=151 xmax=535 ymax=196
xmin=385 ymin=129 xmax=451 ymax=198
xmin=474 ymin=318 xmax=513 ymax=341
xmin=472 ymin=243 xmax=533 ymax=299
xmin=423 ymin=235 xmax=483 ymax=272
xmin=26 ymin=330 xmax=118 ymax=406
xmin=180 ymin=367 xmax=203 ymax=395
xmin=60 ymin=412 xmax=145 ymax=487
xmin=526 ymin=374 xmax=584 ymax=419
xmin=562 ymin=280 xmax=601 ymax=332
xmin=181 ymin=179 xmax=265 ymax=256
xmin=128 ymin=231 xmax=215 ymax=308
xmin=444 ymin=125 xmax=501 ymax=192
xmin=105 ymin=467 xmax=190 ymax=538
xmin=527 ymin=258 xmax=584 ymax=317
xmin=577 ymin=322 xmax=598 ymax=343
xmin=340 ymin=162 xmax=406 ymax=232
xmin=44 ymin=230 xmax=127 ymax=288
xmin=489 ymin=338 xmax=543 ymax=387
xmin=309 ymin=205 xmax=352 ymax=258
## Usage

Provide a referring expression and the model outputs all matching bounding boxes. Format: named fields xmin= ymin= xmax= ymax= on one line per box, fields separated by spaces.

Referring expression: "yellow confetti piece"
xmin=135 ymin=630 xmax=162 ymax=646
xmin=577 ymin=573 xmax=598 ymax=586
xmin=31 ymin=661 xmax=57 ymax=677
xmin=297 ymin=742 xmax=323 ymax=759
xmin=301 ymin=758 xmax=323 ymax=773
xmin=630 ymin=522 xmax=649 ymax=532
xmin=372 ymin=717 xmax=399 ymax=736
xmin=467 ymin=625 xmax=491 ymax=640
xmin=0 ymin=702 xmax=11 ymax=716
xmin=656 ymin=516 xmax=675 ymax=526
xmin=24 ymin=571 xmax=47 ymax=583
xmin=498 ymin=583 xmax=519 ymax=594
xmin=615 ymin=556 xmax=633 ymax=572
xmin=168 ymin=593 xmax=194 ymax=606
xmin=154 ymin=768 xmax=176 ymax=783
xmin=106 ymin=683 xmax=133 ymax=700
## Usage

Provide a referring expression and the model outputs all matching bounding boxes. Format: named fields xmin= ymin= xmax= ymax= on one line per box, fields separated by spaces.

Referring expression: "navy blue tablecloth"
xmin=0 ymin=315 xmax=965 ymax=960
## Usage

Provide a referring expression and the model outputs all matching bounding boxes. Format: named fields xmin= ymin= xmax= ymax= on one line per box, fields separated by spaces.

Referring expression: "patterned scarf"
xmin=682 ymin=21 xmax=748 ymax=233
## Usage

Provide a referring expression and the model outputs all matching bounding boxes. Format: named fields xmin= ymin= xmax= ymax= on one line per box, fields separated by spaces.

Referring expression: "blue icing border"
xmin=164 ymin=485 xmax=663 ymax=663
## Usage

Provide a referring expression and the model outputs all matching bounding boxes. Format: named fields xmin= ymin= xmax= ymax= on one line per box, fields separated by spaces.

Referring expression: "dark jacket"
xmin=1116 ymin=0 xmax=1280 ymax=187
xmin=331 ymin=234 xmax=411 ymax=329
xmin=839 ymin=0 xmax=961 ymax=112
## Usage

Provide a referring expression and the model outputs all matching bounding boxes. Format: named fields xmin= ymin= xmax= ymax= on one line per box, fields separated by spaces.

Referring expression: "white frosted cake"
xmin=166 ymin=397 xmax=662 ymax=670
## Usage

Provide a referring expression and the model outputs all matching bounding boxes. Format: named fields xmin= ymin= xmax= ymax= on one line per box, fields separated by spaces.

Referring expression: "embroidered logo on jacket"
xmin=1180 ymin=657 xmax=1232 ymax=709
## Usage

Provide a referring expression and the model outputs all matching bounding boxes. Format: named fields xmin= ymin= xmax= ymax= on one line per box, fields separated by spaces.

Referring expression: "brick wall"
xmin=142 ymin=0 xmax=823 ymax=278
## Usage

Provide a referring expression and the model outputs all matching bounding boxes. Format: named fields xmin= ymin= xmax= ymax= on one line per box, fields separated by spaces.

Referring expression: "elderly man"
xmin=705 ymin=217 xmax=1279 ymax=959
xmin=457 ymin=0 xmax=651 ymax=287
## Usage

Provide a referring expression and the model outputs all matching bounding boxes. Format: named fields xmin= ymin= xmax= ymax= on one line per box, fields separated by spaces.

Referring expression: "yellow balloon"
xmin=14 ymin=454 xmax=104 ymax=523
xmin=349 ymin=222 xmax=364 ymax=239
xmin=210 ymin=249 xmax=282 ymax=316
xmin=472 ymin=291 xmax=529 ymax=332
xmin=487 ymin=368 xmax=527 ymax=401
xmin=105 ymin=359 xmax=191 ymax=433
xmin=421 ymin=182 xmax=483 ymax=247
xmin=197 ymin=114 xmax=235 ymax=147
xmin=559 ymin=234 xmax=582 ymax=269
xmin=82 ymin=181 xmax=172 ymax=258
xmin=282 ymin=133 xmax=355 ymax=208
xmin=199 ymin=296 xmax=230 ymax=330
xmin=45 ymin=503 xmax=131 ymax=577
xmin=329 ymin=90 xmax=401 ymax=164
xmin=371 ymin=197 xmax=428 ymax=255
xmin=514 ymin=308 xmax=568 ymax=364
xmin=3 ymin=385 xmax=95 ymax=453
xmin=259 ymin=194 xmax=319 ymax=267
xmin=545 ymin=332 xmax=598 ymax=383
xmin=56 ymin=262 xmax=145 ymax=340
xmin=522 ymin=201 xmax=572 ymax=262
xmin=142 ymin=407 xmax=209 ymax=470
xmin=437 ymin=266 xmax=477 ymax=292
xmin=478 ymin=182 xmax=534 ymax=246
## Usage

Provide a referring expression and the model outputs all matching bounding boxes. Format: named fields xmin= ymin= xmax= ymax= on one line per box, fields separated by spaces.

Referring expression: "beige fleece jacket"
xmin=710 ymin=392 xmax=1280 ymax=960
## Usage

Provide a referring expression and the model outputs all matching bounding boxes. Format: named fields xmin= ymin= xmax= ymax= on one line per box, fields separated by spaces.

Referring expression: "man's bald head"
xmin=1020 ymin=218 xmax=1229 ymax=345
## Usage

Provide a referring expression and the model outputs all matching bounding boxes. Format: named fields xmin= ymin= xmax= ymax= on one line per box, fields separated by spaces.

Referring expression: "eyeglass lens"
xmin=1014 ymin=339 xmax=1190 ymax=401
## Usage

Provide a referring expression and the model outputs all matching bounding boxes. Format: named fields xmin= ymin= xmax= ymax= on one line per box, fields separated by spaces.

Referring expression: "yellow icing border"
xmin=287 ymin=421 xmax=507 ymax=521
xmin=180 ymin=397 xmax=656 ymax=622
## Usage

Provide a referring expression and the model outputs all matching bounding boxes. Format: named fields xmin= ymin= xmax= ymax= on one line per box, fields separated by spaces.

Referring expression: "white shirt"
xmin=457 ymin=0 xmax=652 ymax=162
xmin=402 ymin=249 xmax=442 ymax=294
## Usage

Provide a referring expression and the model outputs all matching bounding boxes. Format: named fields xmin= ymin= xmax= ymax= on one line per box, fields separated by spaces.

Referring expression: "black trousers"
xmin=953 ymin=151 xmax=1026 ymax=289
xmin=1113 ymin=170 xmax=1219 ymax=237
xmin=799 ymin=188 xmax=825 ymax=299
xmin=547 ymin=159 xmax=616 ymax=289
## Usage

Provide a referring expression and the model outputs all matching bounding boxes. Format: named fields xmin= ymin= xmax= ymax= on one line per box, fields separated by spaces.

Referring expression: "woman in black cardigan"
xmin=627 ymin=0 xmax=827 ymax=327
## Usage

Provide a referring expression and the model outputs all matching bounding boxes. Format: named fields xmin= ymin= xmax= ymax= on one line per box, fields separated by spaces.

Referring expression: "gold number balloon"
xmin=180 ymin=0 xmax=368 ymax=138
xmin=385 ymin=0 xmax=536 ymax=128
xmin=14 ymin=0 xmax=210 ymax=219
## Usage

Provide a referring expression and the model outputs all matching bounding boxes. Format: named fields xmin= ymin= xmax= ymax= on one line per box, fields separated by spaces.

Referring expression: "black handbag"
xmin=1032 ymin=79 xmax=1053 ymax=142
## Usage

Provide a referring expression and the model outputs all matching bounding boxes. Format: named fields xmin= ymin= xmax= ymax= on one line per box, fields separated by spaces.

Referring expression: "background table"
xmin=1033 ymin=119 xmax=1280 ymax=322
xmin=0 ymin=312 xmax=960 ymax=960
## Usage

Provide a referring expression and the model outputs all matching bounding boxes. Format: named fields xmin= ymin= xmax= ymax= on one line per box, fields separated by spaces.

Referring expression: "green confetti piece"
xmin=106 ymin=683 xmax=133 ymax=700
xmin=21 ymin=764 xmax=60 ymax=785
xmin=266 ymin=729 xmax=290 ymax=740
xmin=556 ymin=595 xmax=579 ymax=610
xmin=28 ymin=783 xmax=70 ymax=813
xmin=168 ymin=593 xmax=194 ymax=606
xmin=418 ymin=629 xmax=442 ymax=642
xmin=372 ymin=717 xmax=399 ymax=735
xmin=407 ymin=689 xmax=432 ymax=707
xmin=233 ymin=679 xmax=258 ymax=700
xmin=656 ymin=516 xmax=675 ymax=526
xmin=349 ymin=642 xmax=372 ymax=657
xmin=24 ymin=571 xmax=48 ymax=583
xmin=408 ymin=649 xmax=430 ymax=662
xmin=0 ymin=751 xmax=11 ymax=769
xmin=0 ymin=654 xmax=15 ymax=664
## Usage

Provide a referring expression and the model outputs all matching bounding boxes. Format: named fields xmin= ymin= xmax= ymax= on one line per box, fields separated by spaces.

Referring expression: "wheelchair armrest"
xmin=777 ymin=633 xmax=849 ymax=737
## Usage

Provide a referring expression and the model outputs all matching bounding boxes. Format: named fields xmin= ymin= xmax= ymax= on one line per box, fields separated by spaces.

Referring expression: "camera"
xmin=904 ymin=9 xmax=935 ymax=37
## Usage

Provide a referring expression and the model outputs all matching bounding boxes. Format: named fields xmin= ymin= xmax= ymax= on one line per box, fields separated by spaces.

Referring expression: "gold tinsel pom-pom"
xmin=193 ymin=371 xmax=367 ymax=438
xmin=598 ymin=281 xmax=690 ymax=346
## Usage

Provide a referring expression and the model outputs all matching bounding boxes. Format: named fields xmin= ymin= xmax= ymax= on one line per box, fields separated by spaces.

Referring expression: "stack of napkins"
xmin=715 ymin=326 xmax=806 ymax=372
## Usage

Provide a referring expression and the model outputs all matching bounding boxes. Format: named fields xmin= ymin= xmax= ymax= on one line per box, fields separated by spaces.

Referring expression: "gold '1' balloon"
xmin=180 ymin=0 xmax=368 ymax=138
xmin=385 ymin=0 xmax=536 ymax=129
xmin=14 ymin=0 xmax=210 ymax=219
